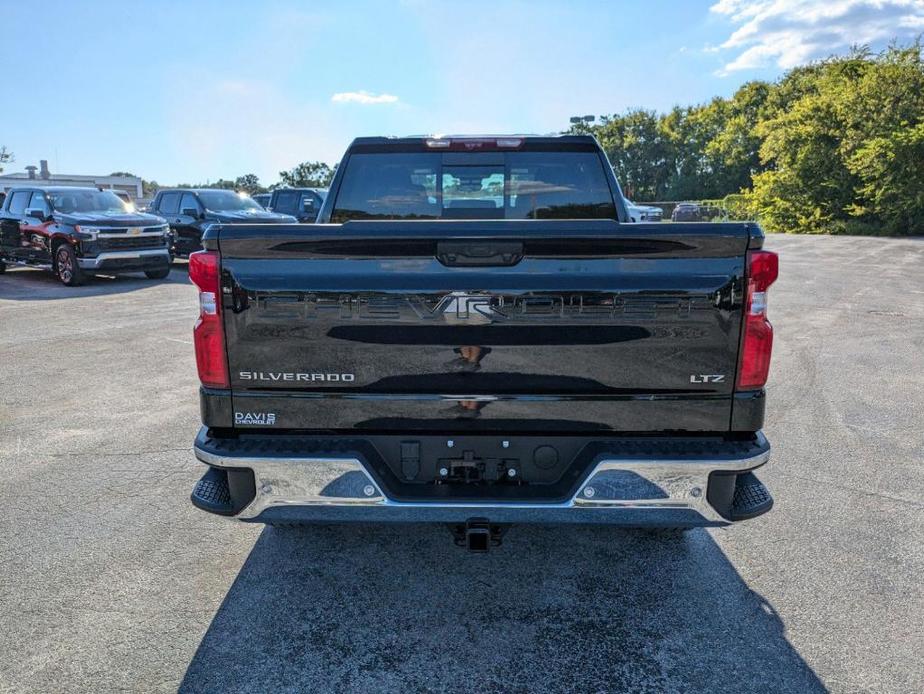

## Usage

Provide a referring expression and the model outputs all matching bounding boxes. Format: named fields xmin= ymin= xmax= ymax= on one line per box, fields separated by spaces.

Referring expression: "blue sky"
xmin=1 ymin=0 xmax=921 ymax=186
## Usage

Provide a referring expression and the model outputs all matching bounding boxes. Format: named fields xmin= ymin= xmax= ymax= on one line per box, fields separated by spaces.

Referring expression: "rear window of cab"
xmin=331 ymin=151 xmax=616 ymax=222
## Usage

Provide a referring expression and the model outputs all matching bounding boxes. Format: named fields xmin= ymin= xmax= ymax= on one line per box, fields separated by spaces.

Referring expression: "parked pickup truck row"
xmin=0 ymin=185 xmax=308 ymax=284
xmin=188 ymin=135 xmax=778 ymax=551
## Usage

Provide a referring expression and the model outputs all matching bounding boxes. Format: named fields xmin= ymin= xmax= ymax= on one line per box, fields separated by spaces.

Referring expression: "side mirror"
xmin=181 ymin=207 xmax=200 ymax=218
xmin=302 ymin=199 xmax=316 ymax=212
xmin=26 ymin=208 xmax=47 ymax=221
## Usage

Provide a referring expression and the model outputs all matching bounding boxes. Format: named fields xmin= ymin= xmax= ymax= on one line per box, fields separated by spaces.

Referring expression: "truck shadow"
xmin=180 ymin=525 xmax=825 ymax=693
xmin=0 ymin=261 xmax=188 ymax=300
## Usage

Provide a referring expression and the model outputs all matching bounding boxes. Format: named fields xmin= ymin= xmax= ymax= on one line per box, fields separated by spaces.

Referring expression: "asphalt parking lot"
xmin=1 ymin=234 xmax=922 ymax=693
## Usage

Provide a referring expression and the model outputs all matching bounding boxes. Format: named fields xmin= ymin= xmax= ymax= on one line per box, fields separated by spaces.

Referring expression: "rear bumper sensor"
xmin=191 ymin=427 xmax=771 ymax=526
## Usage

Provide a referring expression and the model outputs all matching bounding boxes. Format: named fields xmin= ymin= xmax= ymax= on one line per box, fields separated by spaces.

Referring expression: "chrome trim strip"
xmin=194 ymin=436 xmax=769 ymax=523
xmin=97 ymin=231 xmax=167 ymax=238
xmin=77 ymin=249 xmax=170 ymax=269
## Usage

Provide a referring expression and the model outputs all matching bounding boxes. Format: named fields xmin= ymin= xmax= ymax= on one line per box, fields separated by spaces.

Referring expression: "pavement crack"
xmin=775 ymin=471 xmax=924 ymax=510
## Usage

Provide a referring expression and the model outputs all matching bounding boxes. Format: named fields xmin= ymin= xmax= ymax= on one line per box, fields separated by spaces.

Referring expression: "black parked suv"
xmin=0 ymin=186 xmax=171 ymax=286
xmin=267 ymin=187 xmax=327 ymax=222
xmin=150 ymin=189 xmax=297 ymax=257
xmin=252 ymin=193 xmax=271 ymax=209
xmin=671 ymin=202 xmax=703 ymax=222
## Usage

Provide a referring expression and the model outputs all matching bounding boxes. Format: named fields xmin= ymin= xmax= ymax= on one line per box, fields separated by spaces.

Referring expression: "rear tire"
xmin=145 ymin=266 xmax=171 ymax=280
xmin=54 ymin=244 xmax=86 ymax=286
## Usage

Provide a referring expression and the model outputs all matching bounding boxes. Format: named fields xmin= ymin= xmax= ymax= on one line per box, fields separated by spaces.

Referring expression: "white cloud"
xmin=710 ymin=0 xmax=924 ymax=74
xmin=331 ymin=91 xmax=400 ymax=105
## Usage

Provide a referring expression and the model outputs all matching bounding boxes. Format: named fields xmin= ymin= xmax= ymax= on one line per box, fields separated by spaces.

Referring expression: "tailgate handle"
xmin=436 ymin=241 xmax=523 ymax=267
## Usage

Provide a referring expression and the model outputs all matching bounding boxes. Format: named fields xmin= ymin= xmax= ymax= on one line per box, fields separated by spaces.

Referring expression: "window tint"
xmin=442 ymin=166 xmax=504 ymax=219
xmin=506 ymin=152 xmax=615 ymax=220
xmin=159 ymin=192 xmax=181 ymax=215
xmin=8 ymin=191 xmax=31 ymax=215
xmin=29 ymin=192 xmax=50 ymax=215
xmin=332 ymin=153 xmax=439 ymax=222
xmin=331 ymin=151 xmax=614 ymax=222
xmin=49 ymin=190 xmax=125 ymax=213
xmin=273 ymin=190 xmax=299 ymax=214
xmin=197 ymin=190 xmax=261 ymax=211
xmin=180 ymin=193 xmax=199 ymax=214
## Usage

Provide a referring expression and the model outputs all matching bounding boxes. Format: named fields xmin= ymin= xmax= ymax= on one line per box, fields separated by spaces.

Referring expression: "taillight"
xmin=737 ymin=250 xmax=779 ymax=390
xmin=189 ymin=250 xmax=229 ymax=388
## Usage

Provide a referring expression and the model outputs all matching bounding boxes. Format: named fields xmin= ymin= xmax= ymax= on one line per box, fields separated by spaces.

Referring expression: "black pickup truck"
xmin=189 ymin=135 xmax=778 ymax=550
xmin=0 ymin=186 xmax=171 ymax=285
xmin=150 ymin=188 xmax=297 ymax=258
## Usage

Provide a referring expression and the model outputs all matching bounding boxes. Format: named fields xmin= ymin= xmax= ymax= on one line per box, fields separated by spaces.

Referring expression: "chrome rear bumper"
xmin=192 ymin=429 xmax=770 ymax=526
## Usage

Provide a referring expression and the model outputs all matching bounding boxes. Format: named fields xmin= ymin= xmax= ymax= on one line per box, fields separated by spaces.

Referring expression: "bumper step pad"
xmin=729 ymin=471 xmax=773 ymax=520
xmin=191 ymin=467 xmax=233 ymax=515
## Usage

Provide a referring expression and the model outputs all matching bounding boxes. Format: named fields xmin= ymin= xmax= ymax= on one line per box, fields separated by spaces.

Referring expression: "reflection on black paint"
xmin=326 ymin=325 xmax=651 ymax=345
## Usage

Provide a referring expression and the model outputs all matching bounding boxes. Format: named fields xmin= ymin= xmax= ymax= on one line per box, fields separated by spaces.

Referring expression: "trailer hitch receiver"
xmin=449 ymin=518 xmax=508 ymax=552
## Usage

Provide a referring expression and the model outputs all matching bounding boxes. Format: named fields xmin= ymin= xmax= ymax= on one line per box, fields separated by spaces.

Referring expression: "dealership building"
xmin=0 ymin=160 xmax=143 ymax=199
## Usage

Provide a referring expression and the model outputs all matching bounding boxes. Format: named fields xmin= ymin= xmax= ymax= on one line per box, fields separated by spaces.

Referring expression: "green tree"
xmin=659 ymin=83 xmax=771 ymax=201
xmin=848 ymin=123 xmax=924 ymax=234
xmin=233 ymin=174 xmax=265 ymax=194
xmin=661 ymin=104 xmax=721 ymax=200
xmin=841 ymin=45 xmax=924 ymax=234
xmin=207 ymin=179 xmax=238 ymax=190
xmin=565 ymin=41 xmax=923 ymax=234
xmin=594 ymin=110 xmax=671 ymax=200
xmin=277 ymin=161 xmax=336 ymax=188
xmin=0 ymin=146 xmax=12 ymax=173
xmin=703 ymin=81 xmax=770 ymax=195
xmin=574 ymin=83 xmax=771 ymax=203
xmin=744 ymin=44 xmax=924 ymax=234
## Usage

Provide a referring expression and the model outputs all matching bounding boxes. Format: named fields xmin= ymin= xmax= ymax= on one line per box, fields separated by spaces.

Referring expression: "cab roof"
xmin=6 ymin=185 xmax=105 ymax=194
xmin=347 ymin=134 xmax=602 ymax=153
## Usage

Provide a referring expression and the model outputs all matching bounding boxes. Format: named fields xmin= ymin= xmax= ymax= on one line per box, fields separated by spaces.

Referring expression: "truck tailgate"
xmin=216 ymin=220 xmax=753 ymax=433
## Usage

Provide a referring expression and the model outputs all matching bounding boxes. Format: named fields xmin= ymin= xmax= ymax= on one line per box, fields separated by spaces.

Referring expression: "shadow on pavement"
xmin=180 ymin=525 xmax=824 ymax=693
xmin=0 ymin=261 xmax=188 ymax=300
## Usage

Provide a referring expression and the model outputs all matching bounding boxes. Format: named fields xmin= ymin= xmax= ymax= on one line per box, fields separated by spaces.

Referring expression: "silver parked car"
xmin=625 ymin=200 xmax=663 ymax=222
